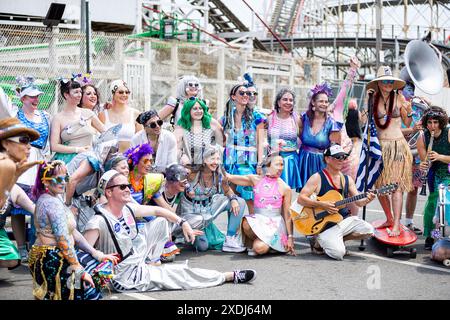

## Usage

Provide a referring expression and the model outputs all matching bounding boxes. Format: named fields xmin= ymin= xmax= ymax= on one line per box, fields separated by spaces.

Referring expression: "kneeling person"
xmin=297 ymin=143 xmax=376 ymax=260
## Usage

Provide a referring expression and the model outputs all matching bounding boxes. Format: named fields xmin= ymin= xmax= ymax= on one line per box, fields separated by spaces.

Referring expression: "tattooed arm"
xmin=40 ymin=196 xmax=80 ymax=267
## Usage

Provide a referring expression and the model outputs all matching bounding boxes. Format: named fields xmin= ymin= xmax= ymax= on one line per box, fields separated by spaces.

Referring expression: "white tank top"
xmin=104 ymin=109 xmax=136 ymax=142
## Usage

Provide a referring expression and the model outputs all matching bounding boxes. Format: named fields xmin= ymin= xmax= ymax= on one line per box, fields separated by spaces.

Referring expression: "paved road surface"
xmin=1 ymin=194 xmax=449 ymax=301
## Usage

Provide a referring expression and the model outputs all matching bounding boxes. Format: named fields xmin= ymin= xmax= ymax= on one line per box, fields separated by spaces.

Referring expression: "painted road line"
xmin=294 ymin=241 xmax=450 ymax=274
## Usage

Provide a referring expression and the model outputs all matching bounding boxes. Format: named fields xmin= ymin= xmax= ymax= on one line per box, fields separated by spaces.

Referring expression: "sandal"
xmin=406 ymin=223 xmax=423 ymax=235
xmin=308 ymin=237 xmax=324 ymax=255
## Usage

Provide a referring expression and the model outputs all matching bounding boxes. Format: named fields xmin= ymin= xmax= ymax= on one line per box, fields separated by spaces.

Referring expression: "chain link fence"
xmin=0 ymin=24 xmax=322 ymax=118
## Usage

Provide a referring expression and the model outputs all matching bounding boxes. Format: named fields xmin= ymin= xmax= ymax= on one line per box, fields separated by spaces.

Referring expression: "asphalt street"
xmin=1 ymin=193 xmax=449 ymax=301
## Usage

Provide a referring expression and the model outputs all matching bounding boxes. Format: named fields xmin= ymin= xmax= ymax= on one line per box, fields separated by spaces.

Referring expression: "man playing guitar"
xmin=296 ymin=143 xmax=376 ymax=260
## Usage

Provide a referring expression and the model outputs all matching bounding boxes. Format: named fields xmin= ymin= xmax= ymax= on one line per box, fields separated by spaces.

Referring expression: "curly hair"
xmin=421 ymin=106 xmax=449 ymax=130
xmin=177 ymin=98 xmax=212 ymax=131
xmin=123 ymin=143 xmax=154 ymax=168
xmin=273 ymin=87 xmax=296 ymax=114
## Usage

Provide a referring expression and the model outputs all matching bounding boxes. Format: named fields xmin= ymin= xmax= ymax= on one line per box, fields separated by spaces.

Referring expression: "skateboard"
xmin=371 ymin=219 xmax=418 ymax=258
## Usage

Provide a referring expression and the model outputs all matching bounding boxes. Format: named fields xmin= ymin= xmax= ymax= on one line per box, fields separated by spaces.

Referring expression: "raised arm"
xmin=225 ymin=173 xmax=258 ymax=187
xmin=331 ymin=56 xmax=360 ymax=123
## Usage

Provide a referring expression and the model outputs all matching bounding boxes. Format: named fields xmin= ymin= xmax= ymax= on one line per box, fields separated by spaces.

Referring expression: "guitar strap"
xmin=322 ymin=169 xmax=347 ymax=197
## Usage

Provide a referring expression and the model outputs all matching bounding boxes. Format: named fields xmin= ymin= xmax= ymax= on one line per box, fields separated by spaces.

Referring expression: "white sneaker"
xmin=222 ymin=235 xmax=246 ymax=253
xmin=247 ymin=248 xmax=257 ymax=256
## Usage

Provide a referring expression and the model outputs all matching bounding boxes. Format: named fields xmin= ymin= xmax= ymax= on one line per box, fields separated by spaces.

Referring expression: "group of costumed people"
xmin=0 ymin=54 xmax=449 ymax=300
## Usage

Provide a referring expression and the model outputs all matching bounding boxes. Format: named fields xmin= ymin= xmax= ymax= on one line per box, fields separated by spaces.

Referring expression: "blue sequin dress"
xmin=221 ymin=109 xmax=266 ymax=200
xmin=297 ymin=112 xmax=342 ymax=189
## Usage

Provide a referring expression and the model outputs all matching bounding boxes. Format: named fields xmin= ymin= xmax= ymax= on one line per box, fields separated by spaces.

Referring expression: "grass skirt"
xmin=375 ymin=138 xmax=413 ymax=192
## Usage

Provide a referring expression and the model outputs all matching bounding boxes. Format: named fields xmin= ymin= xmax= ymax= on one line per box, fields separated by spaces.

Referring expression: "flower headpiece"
xmin=57 ymin=71 xmax=93 ymax=85
xmin=123 ymin=143 xmax=153 ymax=167
xmin=15 ymin=76 xmax=44 ymax=98
xmin=16 ymin=76 xmax=36 ymax=90
xmin=243 ymin=73 xmax=255 ymax=88
xmin=72 ymin=72 xmax=93 ymax=85
xmin=310 ymin=82 xmax=333 ymax=97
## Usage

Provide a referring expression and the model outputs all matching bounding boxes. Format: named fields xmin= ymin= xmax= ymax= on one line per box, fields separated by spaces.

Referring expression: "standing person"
xmin=221 ymin=83 xmax=266 ymax=215
xmin=29 ymin=160 xmax=119 ymax=300
xmin=366 ymin=66 xmax=413 ymax=237
xmin=0 ymin=117 xmax=41 ymax=269
xmin=98 ymin=80 xmax=143 ymax=153
xmin=177 ymin=146 xmax=247 ymax=253
xmin=50 ymin=78 xmax=105 ymax=164
xmin=342 ymin=98 xmax=363 ymax=216
xmin=297 ymin=143 xmax=376 ymax=260
xmin=131 ymin=110 xmax=177 ymax=173
xmin=12 ymin=77 xmax=51 ymax=262
xmin=225 ymin=153 xmax=295 ymax=257
xmin=298 ymin=57 xmax=360 ymax=192
xmin=84 ymin=170 xmax=256 ymax=292
xmin=158 ymin=75 xmax=205 ymax=127
xmin=399 ymin=68 xmax=426 ymax=234
xmin=242 ymin=73 xmax=260 ymax=111
xmin=265 ymin=88 xmax=301 ymax=190
xmin=416 ymin=107 xmax=450 ymax=249
xmin=174 ymin=98 xmax=223 ymax=170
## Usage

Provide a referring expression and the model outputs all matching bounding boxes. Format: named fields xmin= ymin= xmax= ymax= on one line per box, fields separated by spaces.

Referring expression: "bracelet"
xmin=177 ymin=218 xmax=187 ymax=227
xmin=288 ymin=235 xmax=294 ymax=238
xmin=74 ymin=147 xmax=79 ymax=153
xmin=228 ymin=194 xmax=238 ymax=202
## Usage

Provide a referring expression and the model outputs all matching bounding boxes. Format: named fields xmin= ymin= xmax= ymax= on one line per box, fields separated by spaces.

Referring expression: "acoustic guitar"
xmin=290 ymin=183 xmax=398 ymax=236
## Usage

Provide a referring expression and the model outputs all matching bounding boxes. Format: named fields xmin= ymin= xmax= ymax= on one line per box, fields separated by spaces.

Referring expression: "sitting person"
xmin=297 ymin=143 xmax=376 ymax=260
xmin=176 ymin=146 xmax=247 ymax=253
xmin=131 ymin=110 xmax=177 ymax=173
xmin=225 ymin=152 xmax=295 ymax=256
xmin=84 ymin=170 xmax=257 ymax=292
xmin=29 ymin=160 xmax=119 ymax=300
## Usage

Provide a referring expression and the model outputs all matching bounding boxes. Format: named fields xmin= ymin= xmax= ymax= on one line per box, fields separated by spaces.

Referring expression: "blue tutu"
xmin=297 ymin=146 xmax=326 ymax=190
xmin=225 ymin=164 xmax=255 ymax=200
xmin=279 ymin=151 xmax=302 ymax=190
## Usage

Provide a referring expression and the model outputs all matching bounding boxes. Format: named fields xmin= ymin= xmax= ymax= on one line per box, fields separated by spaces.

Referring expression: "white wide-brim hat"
xmin=366 ymin=66 xmax=406 ymax=91
xmin=20 ymin=85 xmax=44 ymax=98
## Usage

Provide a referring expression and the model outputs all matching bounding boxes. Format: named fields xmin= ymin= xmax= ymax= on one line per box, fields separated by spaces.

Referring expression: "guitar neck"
xmin=335 ymin=193 xmax=367 ymax=207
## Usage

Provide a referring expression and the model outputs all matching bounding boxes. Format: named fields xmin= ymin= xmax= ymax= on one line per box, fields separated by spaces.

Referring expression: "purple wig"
xmin=31 ymin=160 xmax=67 ymax=200
xmin=123 ymin=143 xmax=154 ymax=168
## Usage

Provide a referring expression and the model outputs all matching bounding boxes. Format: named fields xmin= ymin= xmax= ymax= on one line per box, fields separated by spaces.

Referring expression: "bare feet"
xmin=387 ymin=225 xmax=401 ymax=237
xmin=376 ymin=220 xmax=393 ymax=229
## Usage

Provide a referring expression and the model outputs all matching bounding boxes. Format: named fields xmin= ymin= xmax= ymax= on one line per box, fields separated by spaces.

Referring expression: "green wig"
xmin=177 ymin=98 xmax=212 ymax=131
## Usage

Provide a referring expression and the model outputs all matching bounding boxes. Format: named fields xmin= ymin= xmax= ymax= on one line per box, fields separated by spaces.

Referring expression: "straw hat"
xmin=366 ymin=66 xmax=406 ymax=91
xmin=0 ymin=117 xmax=40 ymax=141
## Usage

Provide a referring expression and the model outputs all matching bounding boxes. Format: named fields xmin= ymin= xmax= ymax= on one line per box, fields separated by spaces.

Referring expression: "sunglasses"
xmin=107 ymin=183 xmax=132 ymax=191
xmin=7 ymin=136 xmax=31 ymax=144
xmin=142 ymin=158 xmax=153 ymax=165
xmin=381 ymin=80 xmax=395 ymax=85
xmin=116 ymin=90 xmax=130 ymax=95
xmin=247 ymin=92 xmax=258 ymax=97
xmin=49 ymin=175 xmax=70 ymax=185
xmin=238 ymin=91 xmax=250 ymax=96
xmin=145 ymin=119 xmax=163 ymax=129
xmin=331 ymin=155 xmax=348 ymax=161
xmin=187 ymin=82 xmax=199 ymax=88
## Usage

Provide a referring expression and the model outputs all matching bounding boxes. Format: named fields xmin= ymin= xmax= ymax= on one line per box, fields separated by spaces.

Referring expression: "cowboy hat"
xmin=0 ymin=117 xmax=40 ymax=141
xmin=366 ymin=66 xmax=406 ymax=91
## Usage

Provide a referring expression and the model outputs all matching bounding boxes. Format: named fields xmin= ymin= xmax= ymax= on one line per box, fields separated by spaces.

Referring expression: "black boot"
xmin=424 ymin=237 xmax=434 ymax=250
